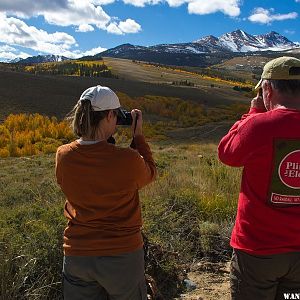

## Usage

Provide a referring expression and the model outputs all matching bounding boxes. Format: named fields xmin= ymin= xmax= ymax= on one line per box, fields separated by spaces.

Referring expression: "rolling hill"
xmin=0 ymin=57 xmax=250 ymax=122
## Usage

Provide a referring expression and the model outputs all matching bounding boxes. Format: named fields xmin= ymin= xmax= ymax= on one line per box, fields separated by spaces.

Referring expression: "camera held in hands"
xmin=116 ymin=108 xmax=133 ymax=126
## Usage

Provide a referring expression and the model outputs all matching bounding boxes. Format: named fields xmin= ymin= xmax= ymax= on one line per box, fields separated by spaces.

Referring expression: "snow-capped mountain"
xmin=8 ymin=57 xmax=23 ymax=63
xmin=194 ymin=30 xmax=297 ymax=52
xmin=16 ymin=54 xmax=70 ymax=64
xmin=99 ymin=30 xmax=299 ymax=67
xmin=148 ymin=39 xmax=228 ymax=54
xmin=255 ymin=31 xmax=295 ymax=51
xmin=102 ymin=30 xmax=298 ymax=57
xmin=218 ymin=30 xmax=264 ymax=52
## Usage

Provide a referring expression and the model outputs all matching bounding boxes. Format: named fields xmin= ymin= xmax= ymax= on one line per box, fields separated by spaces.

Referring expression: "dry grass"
xmin=0 ymin=139 xmax=241 ymax=299
xmin=0 ymin=67 xmax=248 ymax=123
xmin=103 ymin=57 xmax=248 ymax=102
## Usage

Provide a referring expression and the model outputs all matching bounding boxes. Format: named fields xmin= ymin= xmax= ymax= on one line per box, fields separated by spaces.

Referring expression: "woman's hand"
xmin=131 ymin=109 xmax=143 ymax=137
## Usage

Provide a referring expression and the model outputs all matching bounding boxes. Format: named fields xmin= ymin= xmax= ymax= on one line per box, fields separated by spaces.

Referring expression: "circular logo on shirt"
xmin=278 ymin=150 xmax=300 ymax=189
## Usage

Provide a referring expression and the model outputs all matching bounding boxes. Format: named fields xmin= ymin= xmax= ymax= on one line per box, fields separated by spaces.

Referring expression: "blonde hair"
xmin=67 ymin=100 xmax=109 ymax=139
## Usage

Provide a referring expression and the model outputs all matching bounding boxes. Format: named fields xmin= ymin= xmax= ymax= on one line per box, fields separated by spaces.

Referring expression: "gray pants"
xmin=231 ymin=249 xmax=300 ymax=300
xmin=63 ymin=248 xmax=147 ymax=300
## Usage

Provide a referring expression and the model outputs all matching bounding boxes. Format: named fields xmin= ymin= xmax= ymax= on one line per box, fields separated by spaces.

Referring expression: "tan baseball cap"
xmin=255 ymin=56 xmax=300 ymax=90
xmin=79 ymin=85 xmax=120 ymax=111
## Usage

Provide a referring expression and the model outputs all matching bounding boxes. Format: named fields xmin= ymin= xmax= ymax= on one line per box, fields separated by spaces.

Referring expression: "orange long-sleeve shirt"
xmin=55 ymin=135 xmax=156 ymax=256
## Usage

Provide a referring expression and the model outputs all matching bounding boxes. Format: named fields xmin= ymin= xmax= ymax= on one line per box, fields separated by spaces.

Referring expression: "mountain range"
xmin=100 ymin=30 xmax=298 ymax=57
xmin=14 ymin=54 xmax=70 ymax=65
xmin=14 ymin=30 xmax=300 ymax=67
xmin=194 ymin=30 xmax=297 ymax=52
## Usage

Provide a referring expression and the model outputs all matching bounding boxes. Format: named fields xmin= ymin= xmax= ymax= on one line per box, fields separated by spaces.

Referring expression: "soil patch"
xmin=178 ymin=261 xmax=231 ymax=300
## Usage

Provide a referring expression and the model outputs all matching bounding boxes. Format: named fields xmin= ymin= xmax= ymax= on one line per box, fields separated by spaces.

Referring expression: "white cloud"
xmin=118 ymin=19 xmax=141 ymax=33
xmin=42 ymin=1 xmax=110 ymax=30
xmin=76 ymin=24 xmax=94 ymax=32
xmin=0 ymin=43 xmax=31 ymax=61
xmin=91 ymin=0 xmax=116 ymax=4
xmin=122 ymin=0 xmax=161 ymax=7
xmin=187 ymin=0 xmax=240 ymax=17
xmin=0 ymin=14 xmax=76 ymax=55
xmin=51 ymin=46 xmax=107 ymax=59
xmin=106 ymin=23 xmax=123 ymax=35
xmin=106 ymin=19 xmax=142 ymax=35
xmin=0 ymin=13 xmax=112 ymax=60
xmin=52 ymin=46 xmax=107 ymax=59
xmin=0 ymin=0 xmax=111 ymax=28
xmin=0 ymin=1 xmax=69 ymax=18
xmin=0 ymin=44 xmax=16 ymax=52
xmin=80 ymin=46 xmax=107 ymax=56
xmin=123 ymin=0 xmax=241 ymax=17
xmin=0 ymin=51 xmax=30 ymax=61
xmin=0 ymin=1 xmax=144 ymax=37
xmin=166 ymin=0 xmax=186 ymax=7
xmin=273 ymin=12 xmax=298 ymax=21
xmin=285 ymin=29 xmax=296 ymax=35
xmin=249 ymin=8 xmax=298 ymax=24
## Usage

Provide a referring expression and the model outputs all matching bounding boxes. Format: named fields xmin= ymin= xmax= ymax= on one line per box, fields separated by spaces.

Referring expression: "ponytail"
xmin=67 ymin=100 xmax=109 ymax=139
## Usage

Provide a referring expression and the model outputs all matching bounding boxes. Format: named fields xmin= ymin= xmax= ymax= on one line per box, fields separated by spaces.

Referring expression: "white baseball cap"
xmin=79 ymin=85 xmax=120 ymax=111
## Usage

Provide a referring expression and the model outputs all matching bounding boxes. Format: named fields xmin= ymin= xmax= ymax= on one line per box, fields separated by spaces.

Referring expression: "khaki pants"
xmin=63 ymin=248 xmax=147 ymax=300
xmin=230 ymin=249 xmax=300 ymax=300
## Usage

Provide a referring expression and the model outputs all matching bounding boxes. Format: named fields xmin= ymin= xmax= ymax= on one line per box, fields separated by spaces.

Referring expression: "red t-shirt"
xmin=218 ymin=107 xmax=300 ymax=255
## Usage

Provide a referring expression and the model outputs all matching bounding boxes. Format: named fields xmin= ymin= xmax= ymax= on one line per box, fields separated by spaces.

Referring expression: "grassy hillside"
xmin=102 ymin=57 xmax=252 ymax=85
xmin=103 ymin=57 xmax=253 ymax=100
xmin=0 ymin=69 xmax=250 ymax=122
xmin=0 ymin=56 xmax=255 ymax=121
xmin=0 ymin=140 xmax=240 ymax=299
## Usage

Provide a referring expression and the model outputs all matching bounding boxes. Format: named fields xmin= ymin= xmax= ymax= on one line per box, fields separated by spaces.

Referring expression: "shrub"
xmin=0 ymin=114 xmax=75 ymax=157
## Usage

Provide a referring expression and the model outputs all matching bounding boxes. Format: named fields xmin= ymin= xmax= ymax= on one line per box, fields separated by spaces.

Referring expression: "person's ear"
xmin=261 ymin=81 xmax=273 ymax=110
xmin=265 ymin=81 xmax=273 ymax=98
xmin=107 ymin=110 xmax=114 ymax=121
xmin=262 ymin=81 xmax=272 ymax=101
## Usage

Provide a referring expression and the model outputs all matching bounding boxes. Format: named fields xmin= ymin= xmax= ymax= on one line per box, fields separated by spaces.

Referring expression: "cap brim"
xmin=254 ymin=79 xmax=262 ymax=90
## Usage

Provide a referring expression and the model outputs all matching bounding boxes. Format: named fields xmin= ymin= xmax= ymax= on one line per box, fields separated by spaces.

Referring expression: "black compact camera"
xmin=116 ymin=108 xmax=133 ymax=125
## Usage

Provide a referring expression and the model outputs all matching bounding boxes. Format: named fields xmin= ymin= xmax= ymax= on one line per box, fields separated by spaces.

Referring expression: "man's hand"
xmin=251 ymin=89 xmax=267 ymax=111
xmin=131 ymin=109 xmax=143 ymax=136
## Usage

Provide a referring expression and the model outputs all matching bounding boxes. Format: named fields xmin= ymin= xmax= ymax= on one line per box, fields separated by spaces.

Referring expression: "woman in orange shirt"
xmin=55 ymin=85 xmax=156 ymax=300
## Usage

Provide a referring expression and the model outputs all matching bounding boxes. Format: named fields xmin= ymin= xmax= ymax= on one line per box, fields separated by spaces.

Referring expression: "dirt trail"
xmin=177 ymin=261 xmax=231 ymax=300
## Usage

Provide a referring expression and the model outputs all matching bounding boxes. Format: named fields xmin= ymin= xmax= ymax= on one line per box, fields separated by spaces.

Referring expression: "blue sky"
xmin=0 ymin=0 xmax=299 ymax=61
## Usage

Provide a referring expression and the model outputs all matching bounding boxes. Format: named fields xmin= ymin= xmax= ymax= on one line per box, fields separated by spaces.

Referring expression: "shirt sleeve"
xmin=130 ymin=135 xmax=157 ymax=189
xmin=55 ymin=147 xmax=63 ymax=185
xmin=218 ymin=107 xmax=265 ymax=167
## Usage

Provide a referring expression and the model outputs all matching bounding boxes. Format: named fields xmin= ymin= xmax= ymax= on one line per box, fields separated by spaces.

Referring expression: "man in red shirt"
xmin=218 ymin=56 xmax=300 ymax=300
